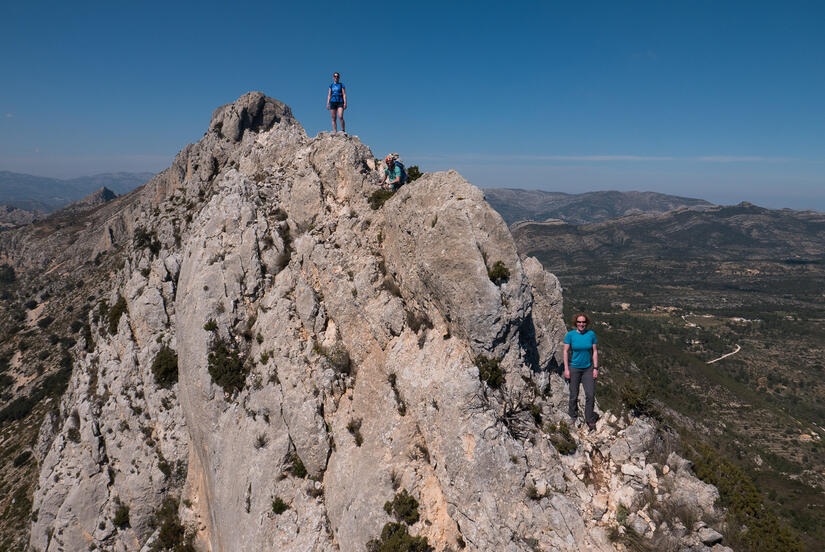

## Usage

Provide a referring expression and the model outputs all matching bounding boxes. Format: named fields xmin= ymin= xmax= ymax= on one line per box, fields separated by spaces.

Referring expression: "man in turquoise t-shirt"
xmin=379 ymin=156 xmax=403 ymax=191
xmin=563 ymin=314 xmax=599 ymax=429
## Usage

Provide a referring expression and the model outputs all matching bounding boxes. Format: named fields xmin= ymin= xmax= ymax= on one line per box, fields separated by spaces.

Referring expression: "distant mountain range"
xmin=510 ymin=201 xmax=825 ymax=265
xmin=0 ymin=171 xmax=153 ymax=212
xmin=483 ymin=188 xmax=713 ymax=225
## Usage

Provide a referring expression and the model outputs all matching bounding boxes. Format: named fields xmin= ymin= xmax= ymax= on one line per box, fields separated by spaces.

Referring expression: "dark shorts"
xmin=329 ymin=102 xmax=343 ymax=110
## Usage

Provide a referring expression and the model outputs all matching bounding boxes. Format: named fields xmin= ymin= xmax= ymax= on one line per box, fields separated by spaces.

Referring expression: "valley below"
xmin=509 ymin=207 xmax=825 ymax=550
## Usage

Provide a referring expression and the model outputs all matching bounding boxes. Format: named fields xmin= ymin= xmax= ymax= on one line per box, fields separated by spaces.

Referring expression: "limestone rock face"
xmin=28 ymin=93 xmax=730 ymax=552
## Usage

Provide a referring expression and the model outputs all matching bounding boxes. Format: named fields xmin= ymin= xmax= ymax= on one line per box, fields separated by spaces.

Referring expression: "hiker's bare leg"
xmin=337 ymin=107 xmax=345 ymax=133
xmin=330 ymin=109 xmax=338 ymax=132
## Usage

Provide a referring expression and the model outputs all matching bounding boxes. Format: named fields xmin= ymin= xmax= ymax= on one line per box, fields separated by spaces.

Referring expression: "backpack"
xmin=387 ymin=153 xmax=408 ymax=188
xmin=395 ymin=161 xmax=408 ymax=187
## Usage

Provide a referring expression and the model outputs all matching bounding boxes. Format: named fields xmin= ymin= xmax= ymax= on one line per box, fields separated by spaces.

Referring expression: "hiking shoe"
xmin=587 ymin=421 xmax=597 ymax=432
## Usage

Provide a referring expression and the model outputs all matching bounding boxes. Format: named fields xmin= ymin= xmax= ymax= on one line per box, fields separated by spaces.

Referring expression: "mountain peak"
xmin=0 ymin=93 xmax=736 ymax=552
xmin=207 ymin=91 xmax=298 ymax=142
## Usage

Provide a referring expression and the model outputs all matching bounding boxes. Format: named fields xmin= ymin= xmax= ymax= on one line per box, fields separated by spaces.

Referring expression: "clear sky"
xmin=2 ymin=0 xmax=823 ymax=210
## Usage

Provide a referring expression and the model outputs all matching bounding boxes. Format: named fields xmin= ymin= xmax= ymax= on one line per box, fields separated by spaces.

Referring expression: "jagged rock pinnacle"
xmin=26 ymin=93 xmax=731 ymax=552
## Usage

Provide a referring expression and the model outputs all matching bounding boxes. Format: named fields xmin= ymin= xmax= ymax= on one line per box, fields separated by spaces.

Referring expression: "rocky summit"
xmin=22 ymin=93 xmax=732 ymax=551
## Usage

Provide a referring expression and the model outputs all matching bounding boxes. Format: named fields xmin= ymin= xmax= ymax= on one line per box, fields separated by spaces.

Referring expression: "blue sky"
xmin=1 ymin=0 xmax=823 ymax=210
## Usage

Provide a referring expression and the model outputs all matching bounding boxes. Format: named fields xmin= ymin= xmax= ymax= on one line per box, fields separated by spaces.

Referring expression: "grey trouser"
xmin=568 ymin=367 xmax=595 ymax=424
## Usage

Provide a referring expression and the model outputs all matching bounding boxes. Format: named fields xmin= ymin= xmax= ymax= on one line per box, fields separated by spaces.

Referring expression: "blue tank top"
xmin=330 ymin=83 xmax=344 ymax=103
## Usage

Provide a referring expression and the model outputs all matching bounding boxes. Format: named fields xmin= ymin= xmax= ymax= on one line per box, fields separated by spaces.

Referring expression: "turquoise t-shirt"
xmin=564 ymin=329 xmax=597 ymax=369
xmin=385 ymin=165 xmax=402 ymax=183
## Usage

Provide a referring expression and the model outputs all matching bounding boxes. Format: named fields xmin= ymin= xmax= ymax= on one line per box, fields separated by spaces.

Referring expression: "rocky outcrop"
xmin=0 ymin=204 xmax=42 ymax=228
xmin=27 ymin=93 xmax=732 ymax=552
xmin=52 ymin=186 xmax=118 ymax=216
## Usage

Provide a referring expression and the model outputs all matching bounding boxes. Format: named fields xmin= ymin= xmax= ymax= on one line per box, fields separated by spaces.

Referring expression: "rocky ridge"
xmin=0 ymin=204 xmax=42 ymax=228
xmin=25 ymin=93 xmax=733 ymax=552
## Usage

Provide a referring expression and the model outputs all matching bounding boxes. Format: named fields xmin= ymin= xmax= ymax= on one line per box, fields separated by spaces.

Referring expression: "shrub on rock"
xmin=152 ymin=345 xmax=179 ymax=388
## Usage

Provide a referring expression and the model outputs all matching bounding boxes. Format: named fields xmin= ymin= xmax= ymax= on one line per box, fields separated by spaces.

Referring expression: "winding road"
xmin=706 ymin=344 xmax=741 ymax=364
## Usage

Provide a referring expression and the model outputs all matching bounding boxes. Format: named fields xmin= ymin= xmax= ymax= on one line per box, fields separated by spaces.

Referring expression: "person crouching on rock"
xmin=563 ymin=313 xmax=599 ymax=430
xmin=378 ymin=155 xmax=403 ymax=191
xmin=327 ymin=72 xmax=347 ymax=133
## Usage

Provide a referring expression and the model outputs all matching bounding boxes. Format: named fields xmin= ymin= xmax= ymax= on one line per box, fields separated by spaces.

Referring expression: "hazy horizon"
xmin=2 ymin=2 xmax=822 ymax=212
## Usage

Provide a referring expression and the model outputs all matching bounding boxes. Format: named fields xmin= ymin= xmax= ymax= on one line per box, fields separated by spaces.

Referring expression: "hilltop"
xmin=0 ymin=93 xmax=770 ymax=552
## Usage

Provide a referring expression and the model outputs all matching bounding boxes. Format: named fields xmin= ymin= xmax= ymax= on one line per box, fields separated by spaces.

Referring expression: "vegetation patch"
xmin=151 ymin=345 xmax=179 ymax=388
xmin=474 ymin=355 xmax=504 ymax=389
xmin=487 ymin=261 xmax=510 ymax=285
xmin=407 ymin=165 xmax=423 ymax=182
xmin=271 ymin=496 xmax=289 ymax=515
xmin=0 ymin=356 xmax=72 ymax=425
xmin=134 ymin=227 xmax=162 ymax=257
xmin=366 ymin=522 xmax=432 ymax=552
xmin=384 ymin=489 xmax=420 ymax=525
xmin=0 ymin=264 xmax=15 ymax=284
xmin=287 ymin=451 xmax=307 ymax=478
xmin=316 ymin=342 xmax=351 ymax=374
xmin=12 ymin=450 xmax=32 ymax=468
xmin=149 ymin=497 xmax=194 ymax=552
xmin=545 ymin=421 xmax=577 ymax=455
xmin=207 ymin=338 xmax=247 ymax=395
xmin=620 ymin=384 xmax=659 ymax=419
xmin=369 ymin=189 xmax=395 ymax=210
xmin=691 ymin=443 xmax=803 ymax=552
xmin=112 ymin=500 xmax=130 ymax=529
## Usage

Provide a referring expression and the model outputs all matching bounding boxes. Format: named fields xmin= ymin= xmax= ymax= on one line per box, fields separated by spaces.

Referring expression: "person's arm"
xmin=326 ymin=88 xmax=331 ymax=109
xmin=563 ymin=343 xmax=571 ymax=379
xmin=592 ymin=344 xmax=598 ymax=379
xmin=342 ymin=86 xmax=347 ymax=109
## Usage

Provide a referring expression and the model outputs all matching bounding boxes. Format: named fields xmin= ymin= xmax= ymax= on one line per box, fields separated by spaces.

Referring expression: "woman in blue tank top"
xmin=327 ymin=72 xmax=347 ymax=133
xmin=563 ymin=312 xmax=599 ymax=430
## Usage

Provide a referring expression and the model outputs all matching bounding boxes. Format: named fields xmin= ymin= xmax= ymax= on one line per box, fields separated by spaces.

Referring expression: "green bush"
xmin=474 ymin=355 xmax=504 ymax=389
xmin=547 ymin=421 xmax=577 ymax=455
xmin=487 ymin=261 xmax=510 ymax=285
xmin=288 ymin=452 xmax=307 ymax=478
xmin=384 ymin=490 xmax=420 ymax=525
xmin=149 ymin=497 xmax=194 ymax=552
xmin=67 ymin=427 xmax=81 ymax=443
xmin=366 ymin=522 xmax=432 ymax=552
xmin=0 ymin=264 xmax=15 ymax=284
xmin=37 ymin=315 xmax=54 ymax=329
xmin=207 ymin=338 xmax=247 ymax=395
xmin=318 ymin=342 xmax=351 ymax=374
xmin=113 ymin=502 xmax=130 ymax=529
xmin=203 ymin=319 xmax=218 ymax=332
xmin=272 ymin=496 xmax=289 ymax=515
xmin=12 ymin=450 xmax=32 ymax=467
xmin=369 ymin=189 xmax=395 ymax=210
xmin=620 ymin=384 xmax=659 ymax=418
xmin=152 ymin=346 xmax=179 ymax=388
xmin=407 ymin=166 xmax=423 ymax=182
xmin=108 ymin=295 xmax=128 ymax=334
xmin=134 ymin=227 xmax=162 ymax=256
